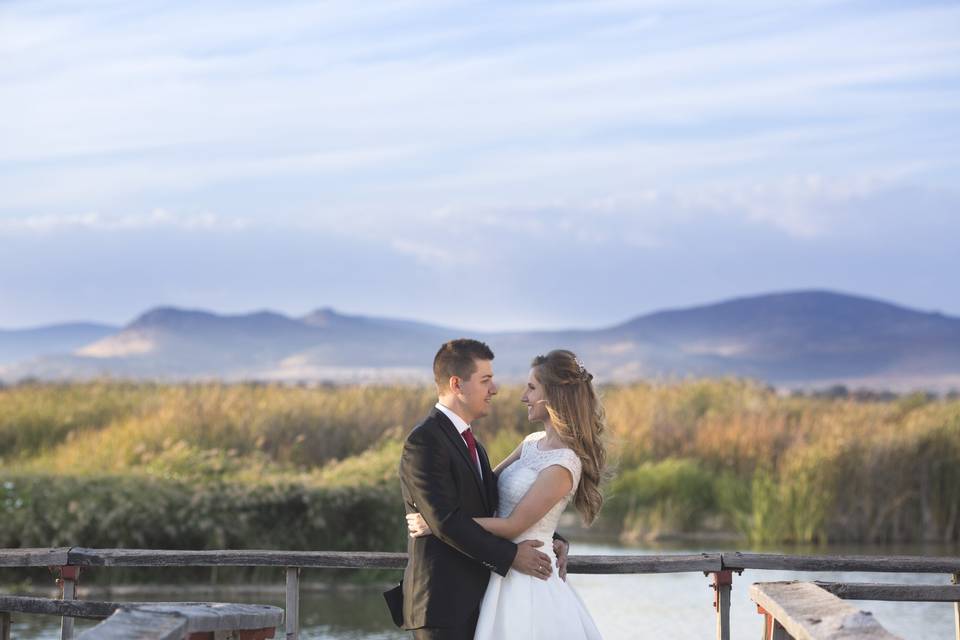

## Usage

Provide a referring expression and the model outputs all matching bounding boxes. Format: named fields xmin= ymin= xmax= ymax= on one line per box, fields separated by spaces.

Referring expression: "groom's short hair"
xmin=433 ymin=339 xmax=495 ymax=388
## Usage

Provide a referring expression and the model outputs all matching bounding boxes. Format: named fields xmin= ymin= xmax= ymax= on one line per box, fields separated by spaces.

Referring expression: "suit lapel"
xmin=477 ymin=442 xmax=498 ymax=515
xmin=431 ymin=408 xmax=490 ymax=511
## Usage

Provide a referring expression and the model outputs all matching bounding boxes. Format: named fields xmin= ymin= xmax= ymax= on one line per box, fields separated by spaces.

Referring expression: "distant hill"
xmin=0 ymin=322 xmax=117 ymax=366
xmin=592 ymin=291 xmax=960 ymax=388
xmin=2 ymin=291 xmax=958 ymax=390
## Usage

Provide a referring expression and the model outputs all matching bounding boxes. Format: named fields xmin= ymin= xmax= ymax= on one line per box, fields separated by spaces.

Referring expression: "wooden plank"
xmin=137 ymin=603 xmax=282 ymax=633
xmin=814 ymin=581 xmax=960 ymax=602
xmin=3 ymin=547 xmax=951 ymax=575
xmin=726 ymin=552 xmax=960 ymax=574
xmin=0 ymin=547 xmax=71 ymax=567
xmin=67 ymin=548 xmax=408 ymax=569
xmin=75 ymin=607 xmax=186 ymax=640
xmin=75 ymin=603 xmax=283 ymax=640
xmin=0 ymin=595 xmax=118 ymax=619
xmin=750 ymin=581 xmax=902 ymax=640
xmin=0 ymin=597 xmax=283 ymax=633
xmin=64 ymin=549 xmax=721 ymax=573
xmin=566 ymin=553 xmax=722 ymax=574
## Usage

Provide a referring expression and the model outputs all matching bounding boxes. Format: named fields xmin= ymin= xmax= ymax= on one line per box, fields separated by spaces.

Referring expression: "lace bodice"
xmin=496 ymin=432 xmax=582 ymax=546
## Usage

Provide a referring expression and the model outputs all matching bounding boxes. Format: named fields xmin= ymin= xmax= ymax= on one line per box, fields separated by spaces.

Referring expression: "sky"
xmin=1 ymin=0 xmax=958 ymax=331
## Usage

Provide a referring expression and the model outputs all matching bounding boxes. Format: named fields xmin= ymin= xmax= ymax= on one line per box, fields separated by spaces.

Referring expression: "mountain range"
xmin=2 ymin=291 xmax=958 ymax=390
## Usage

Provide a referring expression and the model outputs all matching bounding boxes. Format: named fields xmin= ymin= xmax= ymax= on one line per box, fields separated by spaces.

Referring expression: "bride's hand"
xmin=406 ymin=512 xmax=433 ymax=537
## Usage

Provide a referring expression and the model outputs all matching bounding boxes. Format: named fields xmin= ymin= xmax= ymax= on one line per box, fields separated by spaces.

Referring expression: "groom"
xmin=385 ymin=338 xmax=567 ymax=639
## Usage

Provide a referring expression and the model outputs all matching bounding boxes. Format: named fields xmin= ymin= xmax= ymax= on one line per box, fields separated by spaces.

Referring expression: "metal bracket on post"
xmin=56 ymin=565 xmax=80 ymax=640
xmin=708 ymin=570 xmax=733 ymax=640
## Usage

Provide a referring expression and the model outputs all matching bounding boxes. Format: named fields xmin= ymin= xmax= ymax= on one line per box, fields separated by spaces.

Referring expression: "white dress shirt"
xmin=435 ymin=401 xmax=483 ymax=479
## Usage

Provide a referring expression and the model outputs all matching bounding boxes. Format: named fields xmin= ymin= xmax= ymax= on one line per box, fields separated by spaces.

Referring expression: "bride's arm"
xmin=492 ymin=442 xmax=523 ymax=477
xmin=473 ymin=465 xmax=573 ymax=539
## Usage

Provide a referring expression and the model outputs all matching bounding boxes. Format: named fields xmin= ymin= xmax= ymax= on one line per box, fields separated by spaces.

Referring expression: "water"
xmin=7 ymin=542 xmax=958 ymax=639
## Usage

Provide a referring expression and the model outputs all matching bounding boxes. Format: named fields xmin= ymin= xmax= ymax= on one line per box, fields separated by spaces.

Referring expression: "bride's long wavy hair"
xmin=531 ymin=350 xmax=609 ymax=525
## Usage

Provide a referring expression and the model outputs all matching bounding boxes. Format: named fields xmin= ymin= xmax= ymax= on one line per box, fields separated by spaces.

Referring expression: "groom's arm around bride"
xmin=385 ymin=339 xmax=552 ymax=638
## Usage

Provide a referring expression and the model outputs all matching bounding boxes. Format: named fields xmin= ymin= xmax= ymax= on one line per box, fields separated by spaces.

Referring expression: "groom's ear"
xmin=449 ymin=375 xmax=462 ymax=393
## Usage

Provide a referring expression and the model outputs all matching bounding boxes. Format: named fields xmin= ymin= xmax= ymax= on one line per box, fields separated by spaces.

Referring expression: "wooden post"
xmin=710 ymin=570 xmax=732 ymax=640
xmin=58 ymin=565 xmax=80 ymax=640
xmin=0 ymin=611 xmax=11 ymax=640
xmin=953 ymin=572 xmax=960 ymax=640
xmin=285 ymin=567 xmax=300 ymax=640
xmin=758 ymin=605 xmax=771 ymax=639
xmin=757 ymin=605 xmax=789 ymax=640
xmin=771 ymin=621 xmax=790 ymax=640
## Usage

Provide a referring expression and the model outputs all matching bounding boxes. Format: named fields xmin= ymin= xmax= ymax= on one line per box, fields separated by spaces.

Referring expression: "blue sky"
xmin=1 ymin=0 xmax=958 ymax=330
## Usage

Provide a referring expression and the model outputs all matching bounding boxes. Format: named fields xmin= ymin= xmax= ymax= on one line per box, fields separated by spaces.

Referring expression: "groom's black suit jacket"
xmin=395 ymin=407 xmax=518 ymax=630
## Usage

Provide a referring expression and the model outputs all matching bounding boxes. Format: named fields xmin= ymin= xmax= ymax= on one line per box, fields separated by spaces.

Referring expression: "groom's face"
xmin=457 ymin=358 xmax=498 ymax=422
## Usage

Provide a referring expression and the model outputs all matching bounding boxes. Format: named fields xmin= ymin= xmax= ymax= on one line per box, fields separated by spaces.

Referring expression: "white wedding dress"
xmin=474 ymin=431 xmax=603 ymax=640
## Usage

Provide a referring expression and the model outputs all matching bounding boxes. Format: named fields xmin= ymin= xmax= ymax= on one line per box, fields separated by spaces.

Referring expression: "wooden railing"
xmin=2 ymin=548 xmax=959 ymax=640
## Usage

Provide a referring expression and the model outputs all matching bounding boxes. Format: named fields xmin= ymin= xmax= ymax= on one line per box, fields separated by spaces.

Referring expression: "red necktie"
xmin=462 ymin=428 xmax=481 ymax=475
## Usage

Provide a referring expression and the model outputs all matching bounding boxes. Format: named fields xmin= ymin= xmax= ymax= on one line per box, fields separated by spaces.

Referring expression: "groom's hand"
xmin=512 ymin=540 xmax=552 ymax=581
xmin=553 ymin=538 xmax=569 ymax=582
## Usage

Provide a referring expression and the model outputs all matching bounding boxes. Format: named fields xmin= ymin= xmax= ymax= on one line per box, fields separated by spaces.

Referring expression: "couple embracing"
xmin=385 ymin=338 xmax=607 ymax=639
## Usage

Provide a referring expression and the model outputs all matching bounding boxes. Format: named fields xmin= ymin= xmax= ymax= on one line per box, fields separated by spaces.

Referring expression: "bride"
xmin=407 ymin=349 xmax=608 ymax=640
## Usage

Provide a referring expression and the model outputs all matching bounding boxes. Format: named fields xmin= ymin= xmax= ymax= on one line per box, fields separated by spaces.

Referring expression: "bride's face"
xmin=521 ymin=368 xmax=549 ymax=423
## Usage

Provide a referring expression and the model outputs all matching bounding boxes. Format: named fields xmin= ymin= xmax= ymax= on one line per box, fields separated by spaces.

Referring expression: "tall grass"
xmin=2 ymin=380 xmax=958 ymax=548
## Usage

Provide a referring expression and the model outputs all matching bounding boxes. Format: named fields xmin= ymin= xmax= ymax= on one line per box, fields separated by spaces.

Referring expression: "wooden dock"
xmin=1 ymin=548 xmax=959 ymax=639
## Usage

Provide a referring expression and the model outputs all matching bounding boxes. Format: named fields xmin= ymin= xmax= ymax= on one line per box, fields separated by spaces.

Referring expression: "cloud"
xmin=390 ymin=239 xmax=465 ymax=267
xmin=2 ymin=1 xmax=957 ymax=197
xmin=0 ymin=0 xmax=957 ymax=328
xmin=0 ymin=209 xmax=248 ymax=233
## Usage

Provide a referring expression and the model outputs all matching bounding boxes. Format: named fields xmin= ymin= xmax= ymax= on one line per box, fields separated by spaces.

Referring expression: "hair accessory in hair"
xmin=574 ymin=356 xmax=587 ymax=377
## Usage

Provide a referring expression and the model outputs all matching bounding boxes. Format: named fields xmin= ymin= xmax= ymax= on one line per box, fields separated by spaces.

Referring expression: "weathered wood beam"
xmin=725 ymin=552 xmax=960 ymax=573
xmin=64 ymin=549 xmax=723 ymax=573
xmin=67 ymin=549 xmax=407 ymax=569
xmin=75 ymin=607 xmax=186 ymax=640
xmin=0 ymin=547 xmax=71 ymax=567
xmin=75 ymin=603 xmax=283 ymax=640
xmin=1 ymin=548 xmax=958 ymax=576
xmin=814 ymin=581 xmax=960 ymax=602
xmin=0 ymin=595 xmax=118 ymax=619
xmin=567 ymin=553 xmax=721 ymax=574
xmin=750 ymin=581 xmax=902 ymax=640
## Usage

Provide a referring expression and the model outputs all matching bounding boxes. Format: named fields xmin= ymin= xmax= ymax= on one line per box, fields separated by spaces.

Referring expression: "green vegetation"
xmin=1 ymin=380 xmax=958 ymax=556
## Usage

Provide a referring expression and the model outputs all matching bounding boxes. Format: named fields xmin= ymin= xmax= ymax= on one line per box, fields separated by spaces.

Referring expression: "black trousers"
xmin=411 ymin=609 xmax=480 ymax=640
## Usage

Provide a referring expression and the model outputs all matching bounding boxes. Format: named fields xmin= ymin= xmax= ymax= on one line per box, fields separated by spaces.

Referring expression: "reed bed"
xmin=1 ymin=380 xmax=957 ymax=551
